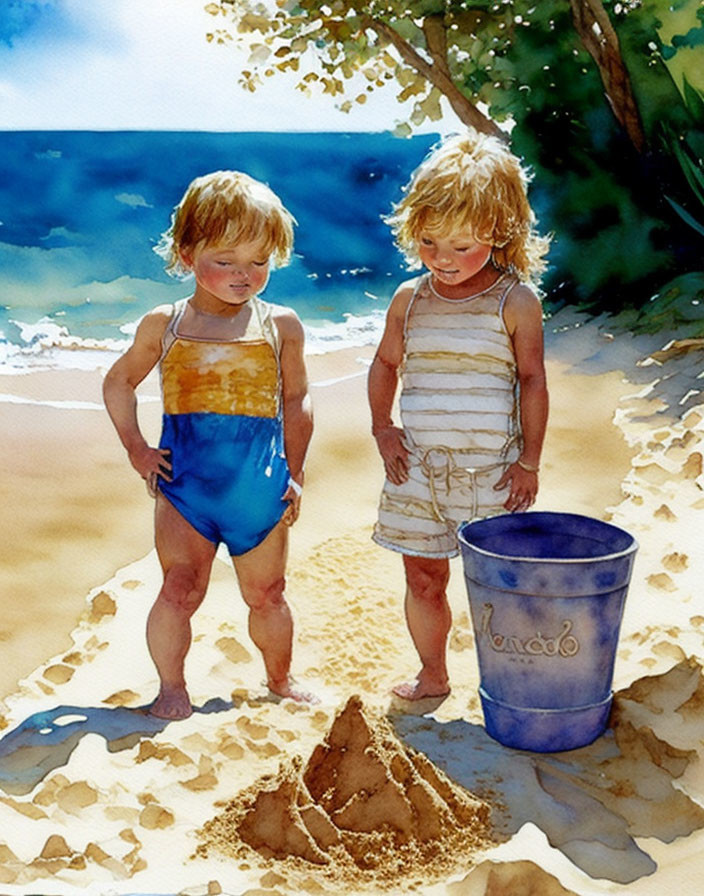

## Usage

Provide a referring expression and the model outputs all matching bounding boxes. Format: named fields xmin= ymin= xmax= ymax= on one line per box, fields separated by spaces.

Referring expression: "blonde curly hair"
xmin=387 ymin=129 xmax=550 ymax=288
xmin=155 ymin=170 xmax=295 ymax=278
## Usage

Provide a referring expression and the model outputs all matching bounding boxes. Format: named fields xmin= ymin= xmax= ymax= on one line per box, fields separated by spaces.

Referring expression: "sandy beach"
xmin=1 ymin=312 xmax=704 ymax=894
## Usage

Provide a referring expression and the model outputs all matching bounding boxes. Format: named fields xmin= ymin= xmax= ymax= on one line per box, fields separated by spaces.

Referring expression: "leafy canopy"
xmin=207 ymin=1 xmax=704 ymax=323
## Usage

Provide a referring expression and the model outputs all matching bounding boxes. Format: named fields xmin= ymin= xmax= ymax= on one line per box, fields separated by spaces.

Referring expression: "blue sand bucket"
xmin=458 ymin=512 xmax=638 ymax=752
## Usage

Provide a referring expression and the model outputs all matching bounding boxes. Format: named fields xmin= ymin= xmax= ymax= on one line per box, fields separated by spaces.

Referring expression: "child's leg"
xmin=394 ymin=554 xmax=451 ymax=700
xmin=148 ymin=493 xmax=217 ymax=719
xmin=232 ymin=520 xmax=313 ymax=702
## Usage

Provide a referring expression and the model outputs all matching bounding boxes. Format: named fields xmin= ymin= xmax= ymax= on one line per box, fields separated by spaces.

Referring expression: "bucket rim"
xmin=479 ymin=685 xmax=613 ymax=715
xmin=457 ymin=511 xmax=638 ymax=564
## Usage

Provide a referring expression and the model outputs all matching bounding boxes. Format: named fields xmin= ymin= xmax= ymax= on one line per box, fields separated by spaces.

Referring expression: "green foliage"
xmin=209 ymin=0 xmax=704 ymax=326
xmin=661 ymin=7 xmax=704 ymax=57
xmin=663 ymin=115 xmax=704 ymax=238
xmin=610 ymin=272 xmax=704 ymax=335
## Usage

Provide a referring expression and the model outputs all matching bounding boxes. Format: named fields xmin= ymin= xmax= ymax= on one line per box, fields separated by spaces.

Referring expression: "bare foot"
xmin=268 ymin=678 xmax=320 ymax=705
xmin=149 ymin=685 xmax=193 ymax=719
xmin=392 ymin=676 xmax=450 ymax=701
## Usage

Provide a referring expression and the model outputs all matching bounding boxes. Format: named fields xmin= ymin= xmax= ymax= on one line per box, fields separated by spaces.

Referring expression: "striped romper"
xmin=373 ymin=272 xmax=522 ymax=558
xmin=157 ymin=297 xmax=290 ymax=556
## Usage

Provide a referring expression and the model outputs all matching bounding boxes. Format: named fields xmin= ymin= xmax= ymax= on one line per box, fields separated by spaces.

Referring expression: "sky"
xmin=0 ymin=0 xmax=460 ymax=132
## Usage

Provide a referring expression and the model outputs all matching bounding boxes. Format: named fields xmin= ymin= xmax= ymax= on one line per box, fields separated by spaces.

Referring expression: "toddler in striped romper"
xmin=368 ymin=129 xmax=551 ymax=701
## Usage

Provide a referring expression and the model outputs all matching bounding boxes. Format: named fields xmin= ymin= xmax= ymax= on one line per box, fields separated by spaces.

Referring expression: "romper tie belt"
xmin=416 ymin=437 xmax=519 ymax=524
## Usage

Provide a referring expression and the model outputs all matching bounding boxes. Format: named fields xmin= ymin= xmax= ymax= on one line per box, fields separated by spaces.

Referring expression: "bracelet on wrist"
xmin=287 ymin=476 xmax=303 ymax=497
xmin=517 ymin=457 xmax=540 ymax=473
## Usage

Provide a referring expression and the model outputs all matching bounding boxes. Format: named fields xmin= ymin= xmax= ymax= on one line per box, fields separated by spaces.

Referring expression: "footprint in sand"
xmin=449 ymin=612 xmax=474 ymax=651
xmin=216 ymin=636 xmax=253 ymax=664
xmin=0 ymin=795 xmax=47 ymax=819
xmin=180 ymin=756 xmax=219 ymax=792
xmin=34 ymin=774 xmax=70 ymax=807
xmin=682 ymin=451 xmax=703 ymax=479
xmin=120 ymin=828 xmax=141 ymax=847
xmin=32 ymin=834 xmax=84 ymax=875
xmin=102 ymin=689 xmax=141 ymax=707
xmin=181 ymin=732 xmax=218 ymax=755
xmin=27 ymin=834 xmax=139 ymax=880
xmin=139 ymin=802 xmax=175 ymax=829
xmin=55 ymin=780 xmax=98 ymax=815
xmin=43 ymin=664 xmax=75 ymax=685
xmin=246 ymin=740 xmax=281 ymax=759
xmin=135 ymin=740 xmax=193 ymax=767
xmin=84 ymin=841 xmax=136 ymax=876
xmin=647 ymin=572 xmax=677 ymax=591
xmin=104 ymin=804 xmax=140 ymax=824
xmin=87 ymin=590 xmax=117 ymax=622
xmin=654 ymin=503 xmax=677 ymax=521
xmin=217 ymin=735 xmax=245 ymax=760
xmin=662 ymin=551 xmax=689 ymax=573
xmin=236 ymin=717 xmax=269 ymax=740
xmin=84 ymin=635 xmax=109 ymax=652
xmin=40 ymin=834 xmax=72 ymax=859
xmin=652 ymin=641 xmax=687 ymax=663
xmin=120 ymin=580 xmax=142 ymax=591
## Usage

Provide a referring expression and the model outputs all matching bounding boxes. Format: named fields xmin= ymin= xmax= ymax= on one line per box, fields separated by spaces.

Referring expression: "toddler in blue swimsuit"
xmin=157 ymin=290 xmax=291 ymax=556
xmin=104 ymin=170 xmax=315 ymax=718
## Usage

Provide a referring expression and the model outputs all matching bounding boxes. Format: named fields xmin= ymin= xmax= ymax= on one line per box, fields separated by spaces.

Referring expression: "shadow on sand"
xmin=0 ymin=697 xmax=234 ymax=797
xmin=393 ymin=660 xmax=704 ymax=885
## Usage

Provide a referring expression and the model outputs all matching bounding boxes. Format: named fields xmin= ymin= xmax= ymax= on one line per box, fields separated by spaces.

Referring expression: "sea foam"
xmin=0 ymin=310 xmax=386 ymax=375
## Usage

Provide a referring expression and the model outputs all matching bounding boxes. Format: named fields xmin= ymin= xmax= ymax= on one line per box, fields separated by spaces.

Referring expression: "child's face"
xmin=418 ymin=232 xmax=492 ymax=288
xmin=184 ymin=238 xmax=271 ymax=309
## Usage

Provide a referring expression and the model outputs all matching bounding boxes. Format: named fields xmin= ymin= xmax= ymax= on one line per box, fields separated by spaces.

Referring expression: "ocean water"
xmin=0 ymin=130 xmax=437 ymax=371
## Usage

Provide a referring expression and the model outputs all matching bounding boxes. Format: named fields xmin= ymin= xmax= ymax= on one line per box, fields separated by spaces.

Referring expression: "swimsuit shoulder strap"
xmin=251 ymin=296 xmax=281 ymax=357
xmin=402 ymin=274 xmax=429 ymax=342
xmin=251 ymin=296 xmax=284 ymax=417
xmin=159 ymin=298 xmax=188 ymax=362
xmin=497 ymin=274 xmax=521 ymax=336
xmin=498 ymin=274 xmax=520 ymax=309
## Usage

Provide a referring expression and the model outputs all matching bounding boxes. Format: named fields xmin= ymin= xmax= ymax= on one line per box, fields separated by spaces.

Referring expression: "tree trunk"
xmin=568 ymin=0 xmax=645 ymax=151
xmin=364 ymin=15 xmax=507 ymax=142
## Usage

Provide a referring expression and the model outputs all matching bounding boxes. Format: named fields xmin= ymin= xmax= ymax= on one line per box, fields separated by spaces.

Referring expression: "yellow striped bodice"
xmin=160 ymin=298 xmax=280 ymax=418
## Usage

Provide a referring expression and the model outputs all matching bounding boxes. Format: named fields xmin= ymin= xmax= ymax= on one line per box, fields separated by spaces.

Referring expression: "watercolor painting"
xmin=1 ymin=1 xmax=704 ymax=894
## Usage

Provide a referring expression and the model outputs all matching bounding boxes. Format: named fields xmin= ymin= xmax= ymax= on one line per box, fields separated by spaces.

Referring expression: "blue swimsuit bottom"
xmin=158 ymin=411 xmax=290 ymax=556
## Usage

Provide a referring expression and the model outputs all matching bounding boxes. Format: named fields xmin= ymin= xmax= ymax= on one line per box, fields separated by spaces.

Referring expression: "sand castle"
xmin=198 ymin=695 xmax=492 ymax=887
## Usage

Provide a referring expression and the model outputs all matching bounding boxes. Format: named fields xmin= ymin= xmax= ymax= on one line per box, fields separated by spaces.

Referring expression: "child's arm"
xmin=495 ymin=285 xmax=549 ymax=511
xmin=103 ymin=306 xmax=173 ymax=494
xmin=368 ymin=283 xmax=414 ymax=485
xmin=275 ymin=307 xmax=313 ymax=524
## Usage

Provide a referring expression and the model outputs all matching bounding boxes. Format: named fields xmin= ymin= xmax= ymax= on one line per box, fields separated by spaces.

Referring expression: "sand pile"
xmin=197 ymin=695 xmax=493 ymax=887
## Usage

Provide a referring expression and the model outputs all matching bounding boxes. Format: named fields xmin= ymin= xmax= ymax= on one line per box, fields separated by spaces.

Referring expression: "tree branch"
xmin=568 ymin=0 xmax=645 ymax=151
xmin=362 ymin=14 xmax=506 ymax=141
xmin=422 ymin=14 xmax=451 ymax=78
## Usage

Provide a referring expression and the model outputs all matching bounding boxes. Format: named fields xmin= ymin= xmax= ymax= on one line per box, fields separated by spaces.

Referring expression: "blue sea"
xmin=0 ymin=130 xmax=438 ymax=371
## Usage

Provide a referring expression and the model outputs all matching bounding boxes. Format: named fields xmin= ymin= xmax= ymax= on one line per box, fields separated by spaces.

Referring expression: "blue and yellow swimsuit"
xmin=157 ymin=297 xmax=290 ymax=556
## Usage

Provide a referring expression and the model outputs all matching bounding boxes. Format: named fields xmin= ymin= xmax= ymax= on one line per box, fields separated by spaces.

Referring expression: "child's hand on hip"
xmin=282 ymin=475 xmax=303 ymax=525
xmin=128 ymin=444 xmax=172 ymax=497
xmin=374 ymin=426 xmax=410 ymax=485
